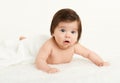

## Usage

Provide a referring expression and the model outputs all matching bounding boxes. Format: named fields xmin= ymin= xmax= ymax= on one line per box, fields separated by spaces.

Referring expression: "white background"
xmin=0 ymin=0 xmax=120 ymax=57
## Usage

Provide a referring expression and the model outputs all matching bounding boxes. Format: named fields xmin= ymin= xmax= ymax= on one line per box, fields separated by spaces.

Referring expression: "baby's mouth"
xmin=64 ymin=40 xmax=70 ymax=43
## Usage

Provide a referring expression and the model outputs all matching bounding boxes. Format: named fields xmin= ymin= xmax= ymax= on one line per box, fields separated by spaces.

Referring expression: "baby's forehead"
xmin=57 ymin=21 xmax=79 ymax=30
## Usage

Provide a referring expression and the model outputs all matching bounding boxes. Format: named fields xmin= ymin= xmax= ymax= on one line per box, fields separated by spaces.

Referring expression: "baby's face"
xmin=53 ymin=21 xmax=78 ymax=49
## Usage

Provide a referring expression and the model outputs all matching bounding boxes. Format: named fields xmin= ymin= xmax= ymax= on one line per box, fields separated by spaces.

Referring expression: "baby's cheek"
xmin=72 ymin=40 xmax=77 ymax=45
xmin=74 ymin=37 xmax=78 ymax=42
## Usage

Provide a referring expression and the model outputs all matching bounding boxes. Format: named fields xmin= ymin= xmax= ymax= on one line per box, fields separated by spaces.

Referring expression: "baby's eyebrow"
xmin=59 ymin=26 xmax=65 ymax=28
xmin=72 ymin=28 xmax=78 ymax=31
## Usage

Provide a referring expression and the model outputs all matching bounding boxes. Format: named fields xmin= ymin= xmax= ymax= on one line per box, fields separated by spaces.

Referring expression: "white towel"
xmin=0 ymin=34 xmax=49 ymax=69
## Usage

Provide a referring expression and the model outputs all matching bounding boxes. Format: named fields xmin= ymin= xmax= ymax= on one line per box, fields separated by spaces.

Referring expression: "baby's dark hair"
xmin=50 ymin=8 xmax=82 ymax=41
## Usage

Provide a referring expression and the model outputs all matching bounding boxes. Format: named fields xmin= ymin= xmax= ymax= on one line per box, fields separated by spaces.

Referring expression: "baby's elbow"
xmin=35 ymin=59 xmax=46 ymax=70
xmin=85 ymin=51 xmax=94 ymax=59
xmin=83 ymin=52 xmax=90 ymax=58
xmin=35 ymin=59 xmax=42 ymax=69
xmin=35 ymin=61 xmax=40 ymax=69
xmin=35 ymin=62 xmax=43 ymax=70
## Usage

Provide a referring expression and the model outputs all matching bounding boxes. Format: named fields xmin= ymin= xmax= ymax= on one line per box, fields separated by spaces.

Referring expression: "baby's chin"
xmin=60 ymin=44 xmax=74 ymax=49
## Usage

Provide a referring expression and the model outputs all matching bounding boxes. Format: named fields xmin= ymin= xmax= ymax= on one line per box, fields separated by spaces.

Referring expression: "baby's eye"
xmin=60 ymin=29 xmax=65 ymax=32
xmin=71 ymin=31 xmax=76 ymax=34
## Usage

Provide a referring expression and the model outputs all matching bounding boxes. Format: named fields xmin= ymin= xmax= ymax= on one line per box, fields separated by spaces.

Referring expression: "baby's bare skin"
xmin=35 ymin=38 xmax=74 ymax=73
xmin=35 ymin=37 xmax=109 ymax=73
xmin=35 ymin=9 xmax=109 ymax=73
xmin=46 ymin=38 xmax=74 ymax=64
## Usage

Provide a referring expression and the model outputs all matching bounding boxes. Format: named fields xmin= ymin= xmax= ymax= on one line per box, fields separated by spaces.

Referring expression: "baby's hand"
xmin=98 ymin=62 xmax=110 ymax=67
xmin=103 ymin=62 xmax=110 ymax=66
xmin=47 ymin=68 xmax=60 ymax=73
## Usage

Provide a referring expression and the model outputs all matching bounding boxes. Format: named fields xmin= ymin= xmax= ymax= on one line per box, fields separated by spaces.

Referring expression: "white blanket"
xmin=0 ymin=35 xmax=49 ymax=69
xmin=0 ymin=55 xmax=120 ymax=83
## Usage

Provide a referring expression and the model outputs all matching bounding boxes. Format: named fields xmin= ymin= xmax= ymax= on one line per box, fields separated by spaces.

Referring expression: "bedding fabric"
xmin=0 ymin=35 xmax=120 ymax=83
xmin=0 ymin=55 xmax=120 ymax=83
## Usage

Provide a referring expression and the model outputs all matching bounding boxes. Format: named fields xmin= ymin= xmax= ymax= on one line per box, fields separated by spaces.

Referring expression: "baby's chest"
xmin=51 ymin=49 xmax=74 ymax=60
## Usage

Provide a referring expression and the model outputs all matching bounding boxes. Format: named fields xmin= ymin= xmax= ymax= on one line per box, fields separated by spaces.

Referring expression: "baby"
xmin=35 ymin=8 xmax=109 ymax=73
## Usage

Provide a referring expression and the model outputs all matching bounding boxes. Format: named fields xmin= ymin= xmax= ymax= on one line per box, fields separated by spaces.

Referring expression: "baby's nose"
xmin=65 ymin=32 xmax=71 ymax=38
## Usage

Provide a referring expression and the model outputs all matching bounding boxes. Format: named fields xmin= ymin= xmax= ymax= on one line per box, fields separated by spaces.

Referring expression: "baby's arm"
xmin=35 ymin=41 xmax=59 ymax=73
xmin=84 ymin=50 xmax=109 ymax=66
xmin=74 ymin=43 xmax=109 ymax=66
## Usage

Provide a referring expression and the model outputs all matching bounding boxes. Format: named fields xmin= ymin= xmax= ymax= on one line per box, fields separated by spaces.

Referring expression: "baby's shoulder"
xmin=42 ymin=37 xmax=53 ymax=47
xmin=74 ymin=43 xmax=83 ymax=50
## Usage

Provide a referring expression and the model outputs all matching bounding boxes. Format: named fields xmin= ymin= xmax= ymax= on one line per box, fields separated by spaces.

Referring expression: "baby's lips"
xmin=64 ymin=40 xmax=70 ymax=43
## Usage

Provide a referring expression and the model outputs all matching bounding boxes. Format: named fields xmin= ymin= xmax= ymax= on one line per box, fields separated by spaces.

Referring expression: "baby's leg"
xmin=19 ymin=36 xmax=26 ymax=40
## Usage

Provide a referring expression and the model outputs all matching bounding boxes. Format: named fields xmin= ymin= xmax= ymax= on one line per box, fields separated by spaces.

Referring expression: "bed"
xmin=0 ymin=35 xmax=120 ymax=83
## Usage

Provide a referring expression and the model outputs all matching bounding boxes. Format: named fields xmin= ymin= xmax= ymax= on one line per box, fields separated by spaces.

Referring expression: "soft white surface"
xmin=0 ymin=55 xmax=120 ymax=83
xmin=0 ymin=35 xmax=120 ymax=83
